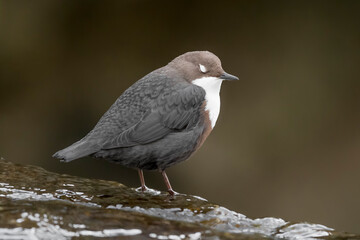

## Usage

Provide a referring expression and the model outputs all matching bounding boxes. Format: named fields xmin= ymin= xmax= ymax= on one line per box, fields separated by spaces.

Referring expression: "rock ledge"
xmin=0 ymin=160 xmax=358 ymax=239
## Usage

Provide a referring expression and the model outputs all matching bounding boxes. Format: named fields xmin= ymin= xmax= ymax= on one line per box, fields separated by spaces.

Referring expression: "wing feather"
xmin=102 ymin=85 xmax=205 ymax=149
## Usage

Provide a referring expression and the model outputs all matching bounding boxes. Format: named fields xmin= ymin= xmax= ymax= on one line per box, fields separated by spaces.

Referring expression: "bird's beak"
xmin=220 ymin=71 xmax=239 ymax=81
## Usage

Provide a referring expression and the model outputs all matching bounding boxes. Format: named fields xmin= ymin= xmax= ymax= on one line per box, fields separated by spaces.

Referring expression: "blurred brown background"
xmin=1 ymin=0 xmax=359 ymax=234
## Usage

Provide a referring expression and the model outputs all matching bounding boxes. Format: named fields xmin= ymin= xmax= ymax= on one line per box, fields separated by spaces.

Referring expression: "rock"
xmin=0 ymin=160 xmax=358 ymax=240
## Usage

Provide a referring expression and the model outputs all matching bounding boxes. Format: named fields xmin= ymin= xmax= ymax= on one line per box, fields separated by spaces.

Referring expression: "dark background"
xmin=1 ymin=0 xmax=359 ymax=234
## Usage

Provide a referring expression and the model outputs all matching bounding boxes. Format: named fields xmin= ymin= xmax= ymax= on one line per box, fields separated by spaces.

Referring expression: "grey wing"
xmin=53 ymin=68 xmax=205 ymax=162
xmin=84 ymin=68 xmax=174 ymax=145
xmin=101 ymin=84 xmax=206 ymax=149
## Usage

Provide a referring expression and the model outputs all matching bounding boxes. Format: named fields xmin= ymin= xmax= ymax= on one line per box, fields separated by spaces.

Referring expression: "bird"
xmin=53 ymin=51 xmax=238 ymax=195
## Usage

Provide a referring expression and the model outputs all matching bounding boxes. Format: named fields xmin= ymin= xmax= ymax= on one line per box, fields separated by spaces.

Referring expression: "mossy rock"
xmin=0 ymin=160 xmax=358 ymax=239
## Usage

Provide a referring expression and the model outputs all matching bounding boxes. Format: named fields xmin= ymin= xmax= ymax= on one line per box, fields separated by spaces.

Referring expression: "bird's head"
xmin=168 ymin=51 xmax=239 ymax=83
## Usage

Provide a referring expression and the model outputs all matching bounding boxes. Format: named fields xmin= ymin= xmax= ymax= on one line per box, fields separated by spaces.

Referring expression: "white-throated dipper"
xmin=53 ymin=51 xmax=238 ymax=195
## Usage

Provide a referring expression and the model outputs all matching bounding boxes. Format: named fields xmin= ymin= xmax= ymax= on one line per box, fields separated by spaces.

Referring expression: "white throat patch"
xmin=192 ymin=77 xmax=223 ymax=128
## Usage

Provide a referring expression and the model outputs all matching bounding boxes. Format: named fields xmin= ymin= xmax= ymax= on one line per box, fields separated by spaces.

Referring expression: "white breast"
xmin=192 ymin=77 xmax=223 ymax=128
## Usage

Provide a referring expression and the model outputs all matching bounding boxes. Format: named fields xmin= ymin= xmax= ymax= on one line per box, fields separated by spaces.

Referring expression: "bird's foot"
xmin=135 ymin=185 xmax=148 ymax=192
xmin=142 ymin=185 xmax=148 ymax=192
xmin=167 ymin=189 xmax=179 ymax=196
xmin=135 ymin=186 xmax=161 ymax=195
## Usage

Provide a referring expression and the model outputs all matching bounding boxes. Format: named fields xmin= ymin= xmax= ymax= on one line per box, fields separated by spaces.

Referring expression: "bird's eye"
xmin=199 ymin=64 xmax=207 ymax=73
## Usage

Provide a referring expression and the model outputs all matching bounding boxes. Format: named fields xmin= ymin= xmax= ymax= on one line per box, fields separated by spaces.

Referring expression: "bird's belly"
xmin=94 ymin=125 xmax=206 ymax=170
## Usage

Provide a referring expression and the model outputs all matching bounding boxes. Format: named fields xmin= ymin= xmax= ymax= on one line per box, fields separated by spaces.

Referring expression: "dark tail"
xmin=53 ymin=139 xmax=99 ymax=162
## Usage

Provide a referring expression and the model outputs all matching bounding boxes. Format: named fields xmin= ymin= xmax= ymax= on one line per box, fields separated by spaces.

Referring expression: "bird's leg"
xmin=161 ymin=170 xmax=177 ymax=195
xmin=137 ymin=169 xmax=148 ymax=192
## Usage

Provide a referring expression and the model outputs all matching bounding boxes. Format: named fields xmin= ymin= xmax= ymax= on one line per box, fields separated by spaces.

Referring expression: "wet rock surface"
xmin=0 ymin=160 xmax=358 ymax=240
